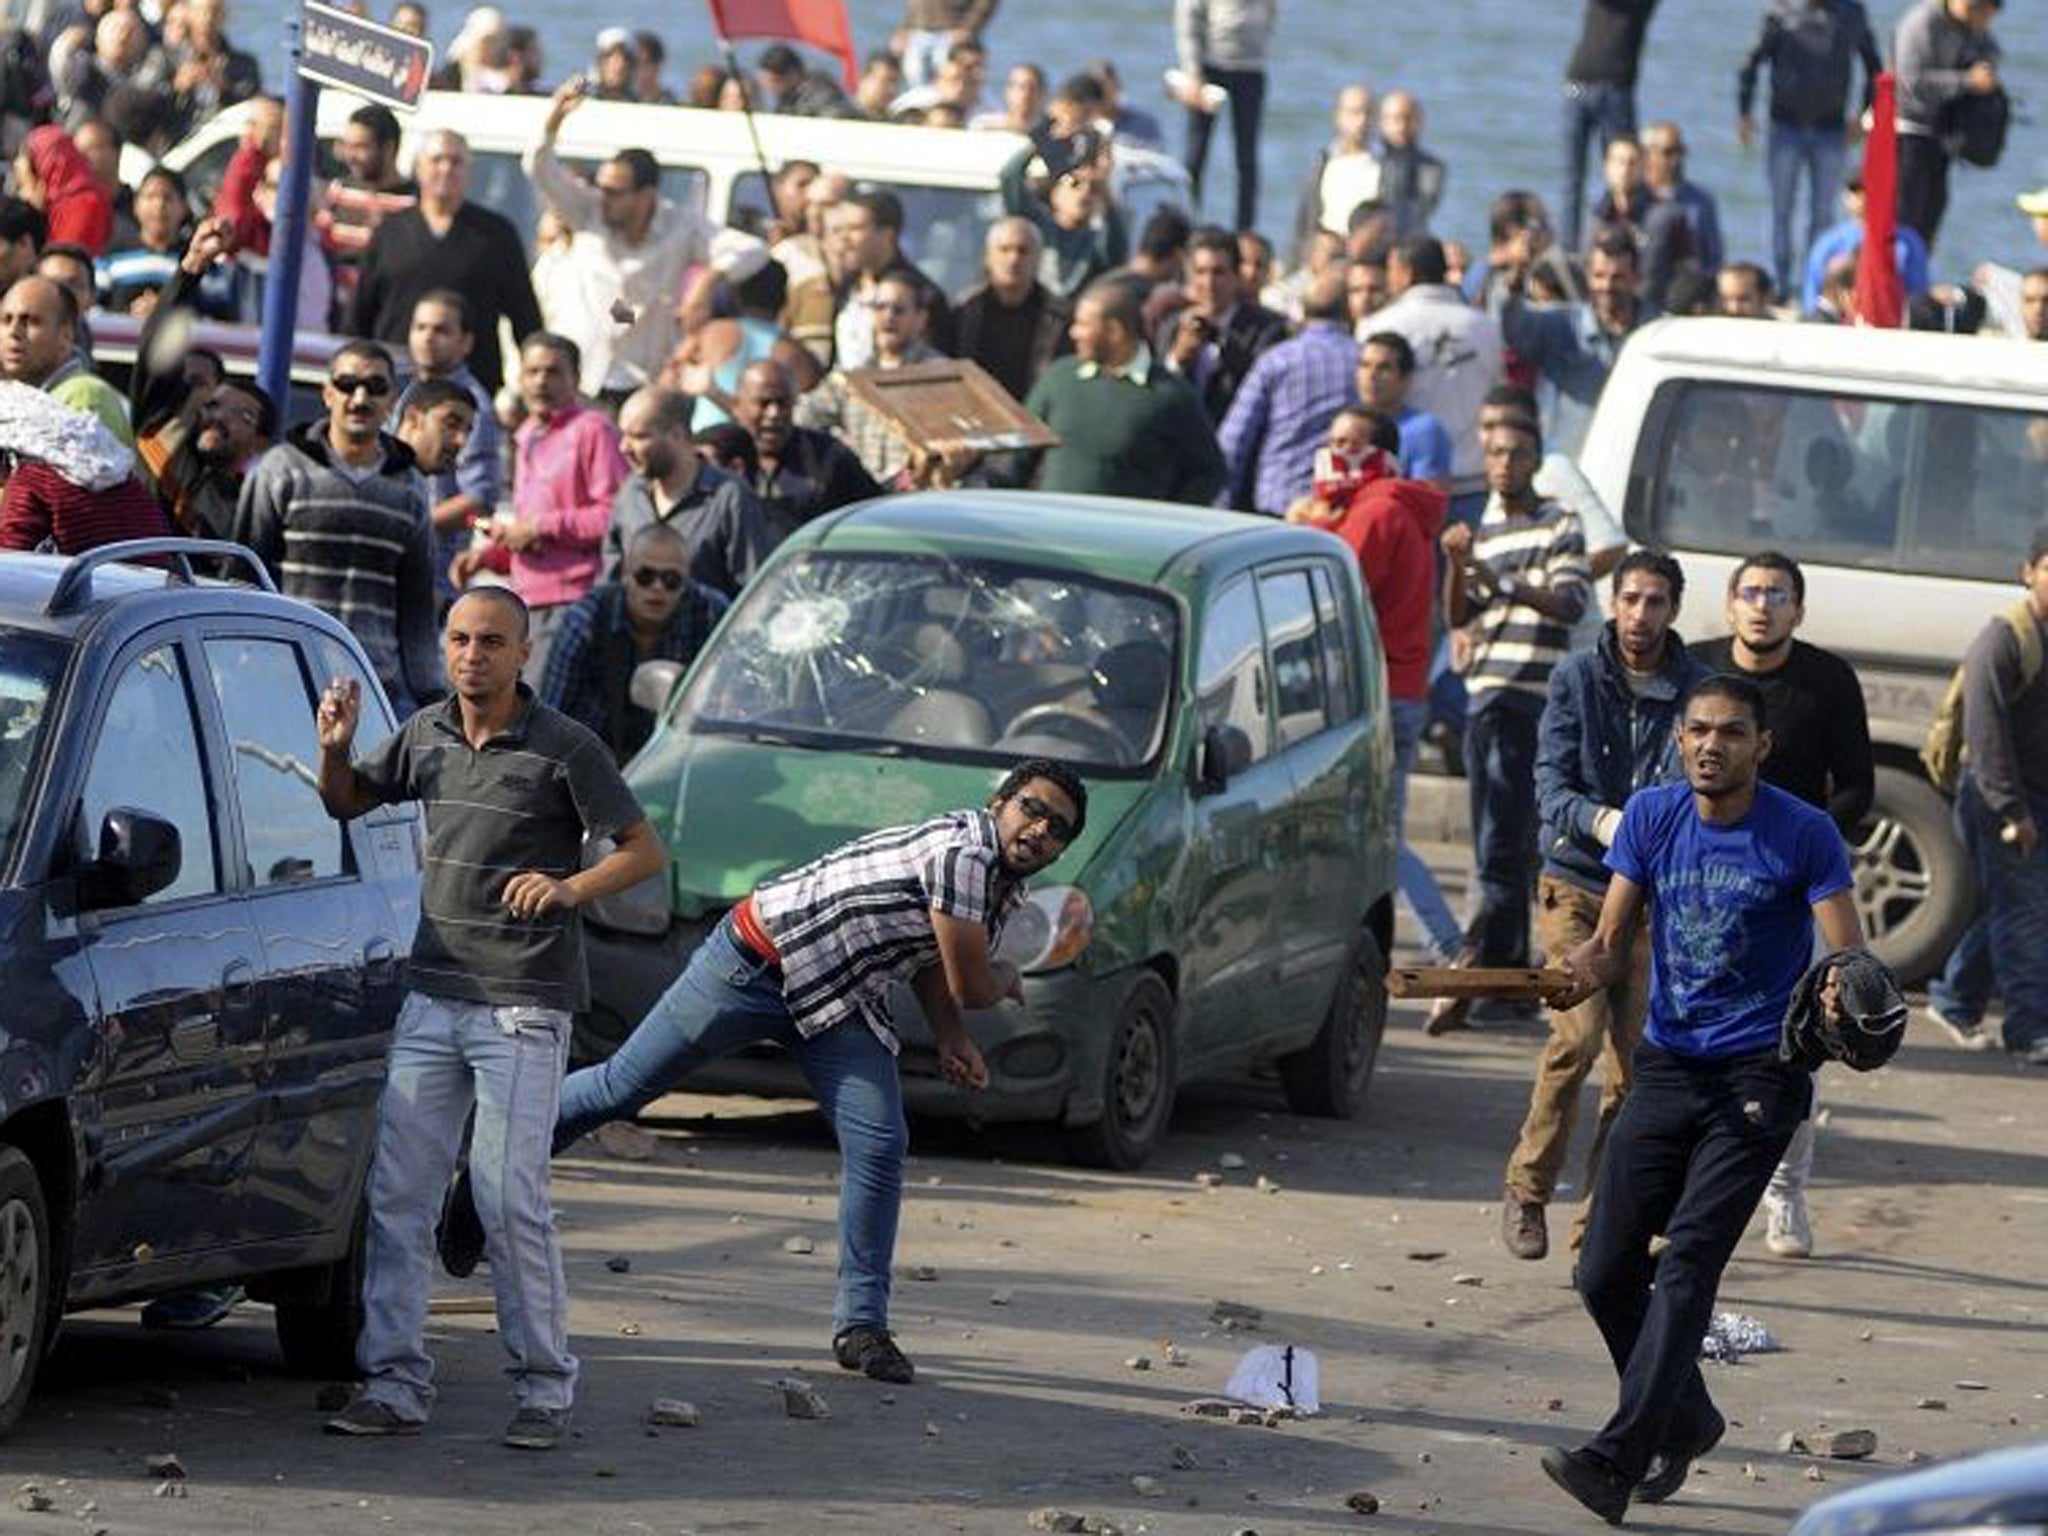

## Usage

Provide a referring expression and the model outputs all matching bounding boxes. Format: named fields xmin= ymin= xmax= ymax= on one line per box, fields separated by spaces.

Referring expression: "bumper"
xmin=579 ymin=920 xmax=1117 ymax=1126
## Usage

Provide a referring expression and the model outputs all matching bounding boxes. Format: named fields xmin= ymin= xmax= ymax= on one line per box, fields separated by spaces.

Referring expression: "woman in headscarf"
xmin=12 ymin=125 xmax=115 ymax=256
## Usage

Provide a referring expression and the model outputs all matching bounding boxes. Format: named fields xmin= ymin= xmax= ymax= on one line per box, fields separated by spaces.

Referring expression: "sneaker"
xmin=325 ymin=1397 xmax=424 ymax=1437
xmin=436 ymin=1165 xmax=487 ymax=1280
xmin=140 ymin=1284 xmax=245 ymax=1330
xmin=1501 ymin=1196 xmax=1549 ymax=1261
xmin=502 ymin=1407 xmax=568 ymax=1450
xmin=1539 ymin=1445 xmax=1630 ymax=1526
xmin=833 ymin=1324 xmax=916 ymax=1384
xmin=1423 ymin=947 xmax=1478 ymax=1037
xmin=1764 ymin=1192 xmax=1814 ymax=1258
xmin=1636 ymin=1408 xmax=1726 ymax=1504
xmin=1922 ymin=1004 xmax=1995 ymax=1052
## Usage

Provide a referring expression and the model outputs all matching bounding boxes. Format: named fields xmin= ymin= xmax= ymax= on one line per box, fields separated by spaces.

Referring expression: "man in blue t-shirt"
xmin=1536 ymin=673 xmax=1860 ymax=1525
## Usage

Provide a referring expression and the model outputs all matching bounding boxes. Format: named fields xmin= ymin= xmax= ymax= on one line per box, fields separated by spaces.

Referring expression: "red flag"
xmin=706 ymin=0 xmax=857 ymax=91
xmin=1854 ymin=72 xmax=1905 ymax=329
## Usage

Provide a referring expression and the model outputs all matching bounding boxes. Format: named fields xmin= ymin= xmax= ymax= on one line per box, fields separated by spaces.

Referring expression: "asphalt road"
xmin=6 ymin=958 xmax=2043 ymax=1536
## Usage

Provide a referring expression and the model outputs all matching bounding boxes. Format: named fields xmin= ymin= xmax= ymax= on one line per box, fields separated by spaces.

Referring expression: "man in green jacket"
xmin=1023 ymin=279 xmax=1227 ymax=505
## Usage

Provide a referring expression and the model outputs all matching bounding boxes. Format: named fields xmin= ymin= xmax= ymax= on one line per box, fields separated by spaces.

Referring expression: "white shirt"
xmin=524 ymin=141 xmax=767 ymax=394
xmin=1368 ymin=282 xmax=1505 ymax=489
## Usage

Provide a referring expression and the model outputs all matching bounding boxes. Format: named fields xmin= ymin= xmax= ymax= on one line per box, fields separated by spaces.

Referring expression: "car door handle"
xmin=363 ymin=939 xmax=399 ymax=985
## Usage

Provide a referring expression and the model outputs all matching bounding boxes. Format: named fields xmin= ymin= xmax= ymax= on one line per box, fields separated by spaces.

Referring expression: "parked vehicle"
xmin=0 ymin=540 xmax=418 ymax=1434
xmin=86 ymin=311 xmax=344 ymax=430
xmin=1787 ymin=1438 xmax=2048 ymax=1535
xmin=145 ymin=94 xmax=1195 ymax=302
xmin=1578 ymin=317 xmax=2048 ymax=981
xmin=578 ymin=491 xmax=1398 ymax=1169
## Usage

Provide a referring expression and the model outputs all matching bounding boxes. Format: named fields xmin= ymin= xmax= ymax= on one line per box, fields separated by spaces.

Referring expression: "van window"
xmin=465 ymin=151 xmax=709 ymax=245
xmin=1644 ymin=382 xmax=2048 ymax=581
xmin=733 ymin=173 xmax=1000 ymax=297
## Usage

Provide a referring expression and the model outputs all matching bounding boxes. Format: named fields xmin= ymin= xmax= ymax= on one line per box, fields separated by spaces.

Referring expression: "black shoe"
xmin=1636 ymin=1409 xmax=1726 ymax=1504
xmin=435 ymin=1165 xmax=486 ymax=1280
xmin=833 ymin=1325 xmax=915 ymax=1384
xmin=1540 ymin=1445 xmax=1630 ymax=1526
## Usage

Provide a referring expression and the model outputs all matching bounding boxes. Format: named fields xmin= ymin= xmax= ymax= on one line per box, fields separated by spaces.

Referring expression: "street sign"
xmin=298 ymin=1 xmax=434 ymax=112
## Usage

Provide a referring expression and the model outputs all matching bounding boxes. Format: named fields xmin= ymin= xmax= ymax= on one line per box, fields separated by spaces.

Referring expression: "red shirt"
xmin=0 ymin=462 xmax=173 ymax=555
xmin=1327 ymin=475 xmax=1447 ymax=701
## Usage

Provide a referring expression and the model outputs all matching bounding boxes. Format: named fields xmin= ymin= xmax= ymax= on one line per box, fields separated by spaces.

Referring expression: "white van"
xmin=144 ymin=93 xmax=1194 ymax=301
xmin=1578 ymin=316 xmax=2048 ymax=980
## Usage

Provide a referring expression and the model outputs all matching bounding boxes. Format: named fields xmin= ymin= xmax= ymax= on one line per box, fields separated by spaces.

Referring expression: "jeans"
xmin=1507 ymin=877 xmax=1650 ymax=1214
xmin=1578 ymin=1045 xmax=1812 ymax=1480
xmin=1560 ymin=79 xmax=1639 ymax=248
xmin=1464 ymin=690 xmax=1544 ymax=967
xmin=556 ymin=918 xmax=909 ymax=1332
xmin=1184 ymin=65 xmax=1266 ymax=232
xmin=1896 ymin=132 xmax=1952 ymax=250
xmin=358 ymin=992 xmax=576 ymax=1422
xmin=1389 ymin=697 xmax=1463 ymax=961
xmin=1927 ymin=915 xmax=1994 ymax=1026
xmin=898 ymin=28 xmax=953 ymax=89
xmin=1955 ymin=776 xmax=2048 ymax=1051
xmin=1766 ymin=123 xmax=1848 ymax=299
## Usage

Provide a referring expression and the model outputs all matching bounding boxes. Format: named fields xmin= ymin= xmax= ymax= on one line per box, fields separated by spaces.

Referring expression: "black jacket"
xmin=1153 ymin=302 xmax=1290 ymax=426
xmin=954 ymin=280 xmax=1073 ymax=402
xmin=1738 ymin=0 xmax=1881 ymax=130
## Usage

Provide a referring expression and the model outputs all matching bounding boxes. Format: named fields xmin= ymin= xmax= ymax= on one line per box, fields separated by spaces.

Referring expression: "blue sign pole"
xmin=257 ymin=10 xmax=320 ymax=438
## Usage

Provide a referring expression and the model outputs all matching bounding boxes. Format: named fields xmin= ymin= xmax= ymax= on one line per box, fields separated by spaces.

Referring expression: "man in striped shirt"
xmin=442 ymin=760 xmax=1087 ymax=1386
xmin=1431 ymin=411 xmax=1590 ymax=1032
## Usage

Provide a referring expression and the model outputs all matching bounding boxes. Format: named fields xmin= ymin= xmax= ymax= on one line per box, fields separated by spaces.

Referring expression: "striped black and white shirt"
xmin=1464 ymin=495 xmax=1591 ymax=706
xmin=754 ymin=809 xmax=1025 ymax=1052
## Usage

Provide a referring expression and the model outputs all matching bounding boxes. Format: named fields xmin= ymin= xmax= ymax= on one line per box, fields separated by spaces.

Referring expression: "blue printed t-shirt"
xmin=1606 ymin=780 xmax=1853 ymax=1059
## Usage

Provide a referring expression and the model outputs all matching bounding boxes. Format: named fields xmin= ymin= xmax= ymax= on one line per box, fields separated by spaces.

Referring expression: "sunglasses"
xmin=1015 ymin=793 xmax=1077 ymax=845
xmin=1735 ymin=585 xmax=1795 ymax=609
xmin=631 ymin=567 xmax=686 ymax=591
xmin=330 ymin=373 xmax=393 ymax=398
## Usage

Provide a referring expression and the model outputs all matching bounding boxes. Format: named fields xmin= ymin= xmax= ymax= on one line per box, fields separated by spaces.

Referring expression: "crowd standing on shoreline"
xmin=0 ymin=0 xmax=2044 ymax=1515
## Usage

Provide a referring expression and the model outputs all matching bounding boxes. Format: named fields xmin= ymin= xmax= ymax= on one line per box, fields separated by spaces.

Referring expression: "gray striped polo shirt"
xmin=1465 ymin=497 xmax=1591 ymax=707
xmin=353 ymin=686 xmax=645 ymax=1010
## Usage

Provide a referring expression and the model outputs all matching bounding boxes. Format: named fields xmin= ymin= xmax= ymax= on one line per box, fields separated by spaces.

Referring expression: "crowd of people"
xmin=0 ymin=0 xmax=2042 ymax=1514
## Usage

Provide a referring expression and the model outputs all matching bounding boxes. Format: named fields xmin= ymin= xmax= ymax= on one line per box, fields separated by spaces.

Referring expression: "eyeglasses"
xmin=330 ymin=373 xmax=393 ymax=398
xmin=630 ymin=567 xmax=685 ymax=592
xmin=1015 ymin=793 xmax=1077 ymax=845
xmin=1735 ymin=585 xmax=1795 ymax=609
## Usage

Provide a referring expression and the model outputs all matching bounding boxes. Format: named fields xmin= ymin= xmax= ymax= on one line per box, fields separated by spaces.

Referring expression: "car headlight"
xmin=998 ymin=886 xmax=1093 ymax=974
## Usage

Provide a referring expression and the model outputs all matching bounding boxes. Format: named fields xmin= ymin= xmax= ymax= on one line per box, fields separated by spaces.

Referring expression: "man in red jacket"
xmin=1289 ymin=405 xmax=1463 ymax=964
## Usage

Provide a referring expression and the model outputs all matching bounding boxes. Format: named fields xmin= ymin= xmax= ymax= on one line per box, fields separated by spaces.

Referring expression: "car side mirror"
xmin=629 ymin=659 xmax=684 ymax=717
xmin=86 ymin=807 xmax=182 ymax=907
xmin=1196 ymin=724 xmax=1254 ymax=795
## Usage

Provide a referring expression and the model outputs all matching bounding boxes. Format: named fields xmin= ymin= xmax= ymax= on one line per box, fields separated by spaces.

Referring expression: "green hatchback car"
xmin=579 ymin=491 xmax=1397 ymax=1167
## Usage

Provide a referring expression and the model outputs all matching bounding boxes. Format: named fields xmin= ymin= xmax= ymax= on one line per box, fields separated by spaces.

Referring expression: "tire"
xmin=0 ymin=1146 xmax=52 ymax=1436
xmin=274 ymin=1201 xmax=366 ymax=1381
xmin=1852 ymin=765 xmax=1974 ymax=985
xmin=1279 ymin=929 xmax=1390 ymax=1119
xmin=1065 ymin=972 xmax=1177 ymax=1171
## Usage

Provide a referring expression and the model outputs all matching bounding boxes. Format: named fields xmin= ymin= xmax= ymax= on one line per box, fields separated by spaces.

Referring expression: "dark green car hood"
xmin=625 ymin=730 xmax=1151 ymax=917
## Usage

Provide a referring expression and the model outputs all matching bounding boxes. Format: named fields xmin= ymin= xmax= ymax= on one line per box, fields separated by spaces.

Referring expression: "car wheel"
xmin=1279 ymin=928 xmax=1389 ymax=1119
xmin=1065 ymin=972 xmax=1177 ymax=1171
xmin=0 ymin=1146 xmax=52 ymax=1435
xmin=273 ymin=1201 xmax=366 ymax=1380
xmin=1853 ymin=766 xmax=1973 ymax=985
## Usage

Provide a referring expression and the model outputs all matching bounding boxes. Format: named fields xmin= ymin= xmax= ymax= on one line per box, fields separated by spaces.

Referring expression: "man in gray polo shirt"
xmin=315 ymin=586 xmax=661 ymax=1450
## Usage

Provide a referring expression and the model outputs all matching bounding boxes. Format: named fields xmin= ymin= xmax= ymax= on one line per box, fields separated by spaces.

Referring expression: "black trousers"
xmin=1895 ymin=132 xmax=1951 ymax=250
xmin=1576 ymin=1043 xmax=1812 ymax=1480
xmin=1184 ymin=65 xmax=1266 ymax=232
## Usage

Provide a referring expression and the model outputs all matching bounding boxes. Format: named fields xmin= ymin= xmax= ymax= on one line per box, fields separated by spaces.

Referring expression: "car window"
xmin=0 ymin=630 xmax=67 ymax=871
xmin=1649 ymin=382 xmax=2048 ymax=580
xmin=468 ymin=150 xmax=709 ymax=250
xmin=1259 ymin=570 xmax=1330 ymax=749
xmin=731 ymin=173 xmax=1000 ymax=297
xmin=1194 ymin=576 xmax=1270 ymax=764
xmin=78 ymin=643 xmax=218 ymax=903
xmin=1309 ymin=565 xmax=1360 ymax=727
xmin=677 ymin=551 xmax=1177 ymax=772
xmin=310 ymin=633 xmax=399 ymax=739
xmin=204 ymin=637 xmax=345 ymax=886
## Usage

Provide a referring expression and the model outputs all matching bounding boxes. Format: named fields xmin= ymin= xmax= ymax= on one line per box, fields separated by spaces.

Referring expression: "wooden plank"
xmin=841 ymin=358 xmax=1060 ymax=453
xmin=1385 ymin=966 xmax=1572 ymax=1000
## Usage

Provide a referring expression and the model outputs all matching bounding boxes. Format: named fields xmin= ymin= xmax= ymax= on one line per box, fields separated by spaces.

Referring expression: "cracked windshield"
xmin=679 ymin=553 xmax=1178 ymax=772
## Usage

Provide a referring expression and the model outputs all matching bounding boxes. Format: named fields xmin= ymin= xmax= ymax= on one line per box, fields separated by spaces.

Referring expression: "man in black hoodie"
xmin=233 ymin=339 xmax=442 ymax=714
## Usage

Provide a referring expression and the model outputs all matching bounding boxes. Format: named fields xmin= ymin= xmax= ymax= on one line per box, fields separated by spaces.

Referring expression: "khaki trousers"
xmin=1505 ymin=875 xmax=1652 ymax=1212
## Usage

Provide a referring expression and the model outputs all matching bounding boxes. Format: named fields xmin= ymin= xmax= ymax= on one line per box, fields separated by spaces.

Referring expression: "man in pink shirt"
xmin=455 ymin=331 xmax=627 ymax=681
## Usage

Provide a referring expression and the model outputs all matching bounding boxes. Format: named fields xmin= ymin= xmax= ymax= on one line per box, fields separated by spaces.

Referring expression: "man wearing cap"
xmin=590 ymin=28 xmax=637 ymax=101
xmin=525 ymin=76 xmax=768 ymax=406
